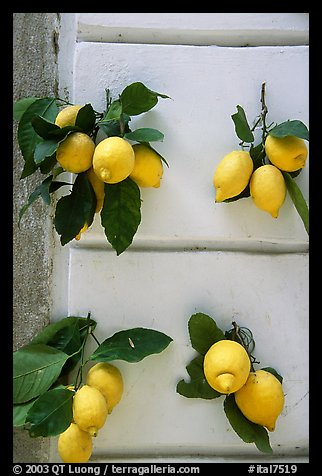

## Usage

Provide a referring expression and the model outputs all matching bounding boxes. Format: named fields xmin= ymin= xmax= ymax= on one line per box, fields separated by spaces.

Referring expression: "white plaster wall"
xmin=51 ymin=13 xmax=309 ymax=462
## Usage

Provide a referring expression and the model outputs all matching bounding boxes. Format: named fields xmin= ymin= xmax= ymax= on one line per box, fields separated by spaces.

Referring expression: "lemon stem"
xmin=260 ymin=82 xmax=269 ymax=145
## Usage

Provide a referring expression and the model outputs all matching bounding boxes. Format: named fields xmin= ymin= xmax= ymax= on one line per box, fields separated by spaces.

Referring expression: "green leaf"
xmin=124 ymin=128 xmax=164 ymax=143
xmin=31 ymin=115 xmax=62 ymax=139
xmin=75 ymin=103 xmax=96 ymax=133
xmin=269 ymin=120 xmax=309 ymax=141
xmin=101 ymin=178 xmax=141 ymax=255
xmin=283 ymin=172 xmax=309 ymax=235
xmin=26 ymin=387 xmax=73 ymax=437
xmin=18 ymin=98 xmax=58 ymax=178
xmin=34 ymin=139 xmax=59 ymax=165
xmin=231 ymin=105 xmax=254 ymax=143
xmin=176 ymin=355 xmax=222 ymax=399
xmin=188 ymin=313 xmax=226 ymax=355
xmin=120 ymin=82 xmax=170 ymax=116
xmin=224 ymin=394 xmax=273 ymax=454
xmin=104 ymin=100 xmax=122 ymax=121
xmin=54 ymin=172 xmax=96 ymax=245
xmin=13 ymin=399 xmax=37 ymax=427
xmin=13 ymin=344 xmax=69 ymax=404
xmin=89 ymin=327 xmax=173 ymax=363
xmin=250 ymin=143 xmax=266 ymax=169
xmin=13 ymin=97 xmax=39 ymax=121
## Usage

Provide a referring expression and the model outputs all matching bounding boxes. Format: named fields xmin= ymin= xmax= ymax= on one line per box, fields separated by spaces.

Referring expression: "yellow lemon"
xmin=92 ymin=136 xmax=135 ymax=184
xmin=86 ymin=362 xmax=124 ymax=414
xmin=265 ymin=135 xmax=308 ymax=172
xmin=58 ymin=422 xmax=92 ymax=463
xmin=235 ymin=369 xmax=285 ymax=431
xmin=250 ymin=164 xmax=286 ymax=218
xmin=213 ymin=150 xmax=253 ymax=202
xmin=203 ymin=340 xmax=251 ymax=394
xmin=55 ymin=105 xmax=83 ymax=128
xmin=72 ymin=385 xmax=108 ymax=437
xmin=56 ymin=132 xmax=95 ymax=173
xmin=86 ymin=166 xmax=105 ymax=212
xmin=129 ymin=144 xmax=164 ymax=188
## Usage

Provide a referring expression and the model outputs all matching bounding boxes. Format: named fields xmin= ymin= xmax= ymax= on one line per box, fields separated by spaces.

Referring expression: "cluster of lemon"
xmin=58 ymin=362 xmax=124 ymax=463
xmin=55 ymin=105 xmax=164 ymax=239
xmin=213 ymin=134 xmax=308 ymax=218
xmin=203 ymin=340 xmax=284 ymax=432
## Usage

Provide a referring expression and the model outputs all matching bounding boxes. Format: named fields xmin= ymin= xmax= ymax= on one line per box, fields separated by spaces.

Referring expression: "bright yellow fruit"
xmin=265 ymin=135 xmax=308 ymax=172
xmin=213 ymin=150 xmax=253 ymax=202
xmin=250 ymin=164 xmax=286 ymax=218
xmin=129 ymin=144 xmax=164 ymax=188
xmin=92 ymin=136 xmax=135 ymax=184
xmin=55 ymin=105 xmax=83 ymax=128
xmin=203 ymin=340 xmax=251 ymax=394
xmin=86 ymin=362 xmax=124 ymax=414
xmin=56 ymin=132 xmax=95 ymax=173
xmin=58 ymin=422 xmax=92 ymax=463
xmin=72 ymin=385 xmax=108 ymax=437
xmin=86 ymin=167 xmax=105 ymax=212
xmin=235 ymin=369 xmax=285 ymax=432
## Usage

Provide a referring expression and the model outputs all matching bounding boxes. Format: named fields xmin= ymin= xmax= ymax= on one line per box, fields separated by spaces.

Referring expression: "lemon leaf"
xmin=283 ymin=172 xmax=309 ymax=235
xmin=13 ymin=399 xmax=38 ymax=427
xmin=188 ymin=313 xmax=226 ymax=355
xmin=176 ymin=355 xmax=222 ymax=399
xmin=124 ymin=128 xmax=164 ymax=143
xmin=13 ymin=344 xmax=69 ymax=404
xmin=18 ymin=98 xmax=58 ymax=178
xmin=224 ymin=394 xmax=273 ymax=454
xmin=269 ymin=120 xmax=309 ymax=141
xmin=54 ymin=172 xmax=96 ymax=246
xmin=101 ymin=178 xmax=141 ymax=255
xmin=120 ymin=82 xmax=170 ymax=116
xmin=13 ymin=96 xmax=40 ymax=121
xmin=26 ymin=387 xmax=73 ymax=437
xmin=75 ymin=103 xmax=96 ymax=133
xmin=89 ymin=327 xmax=172 ymax=363
xmin=231 ymin=105 xmax=254 ymax=143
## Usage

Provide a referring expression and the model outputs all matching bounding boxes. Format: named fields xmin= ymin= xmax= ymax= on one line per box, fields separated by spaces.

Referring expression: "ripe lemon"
xmin=55 ymin=105 xmax=83 ymax=128
xmin=58 ymin=422 xmax=92 ymax=463
xmin=265 ymin=135 xmax=308 ymax=172
xmin=56 ymin=132 xmax=95 ymax=173
xmin=129 ymin=144 xmax=164 ymax=188
xmin=235 ymin=369 xmax=285 ymax=431
xmin=73 ymin=385 xmax=108 ymax=437
xmin=86 ymin=362 xmax=124 ymax=414
xmin=203 ymin=340 xmax=251 ymax=394
xmin=250 ymin=164 xmax=286 ymax=218
xmin=92 ymin=136 xmax=135 ymax=184
xmin=213 ymin=150 xmax=253 ymax=202
xmin=86 ymin=167 xmax=105 ymax=213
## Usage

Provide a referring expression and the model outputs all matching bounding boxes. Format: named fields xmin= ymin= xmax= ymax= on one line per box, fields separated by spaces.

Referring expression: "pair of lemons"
xmin=213 ymin=135 xmax=308 ymax=218
xmin=58 ymin=362 xmax=124 ymax=463
xmin=203 ymin=339 xmax=284 ymax=433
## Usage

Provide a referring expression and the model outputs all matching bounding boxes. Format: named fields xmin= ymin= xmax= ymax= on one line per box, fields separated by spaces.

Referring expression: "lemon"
xmin=92 ymin=136 xmax=135 ymax=184
xmin=235 ymin=369 xmax=285 ymax=431
xmin=86 ymin=362 xmax=124 ymax=414
xmin=58 ymin=422 xmax=92 ymax=463
xmin=265 ymin=135 xmax=308 ymax=172
xmin=203 ymin=340 xmax=251 ymax=394
xmin=250 ymin=164 xmax=286 ymax=218
xmin=129 ymin=144 xmax=164 ymax=188
xmin=55 ymin=105 xmax=83 ymax=128
xmin=72 ymin=385 xmax=108 ymax=437
xmin=56 ymin=132 xmax=95 ymax=174
xmin=86 ymin=167 xmax=105 ymax=212
xmin=213 ymin=150 xmax=253 ymax=202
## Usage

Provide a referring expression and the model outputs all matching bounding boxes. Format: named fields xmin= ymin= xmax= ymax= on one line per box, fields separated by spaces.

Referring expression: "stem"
xmin=74 ymin=316 xmax=92 ymax=391
xmin=90 ymin=331 xmax=101 ymax=346
xmin=260 ymin=82 xmax=269 ymax=144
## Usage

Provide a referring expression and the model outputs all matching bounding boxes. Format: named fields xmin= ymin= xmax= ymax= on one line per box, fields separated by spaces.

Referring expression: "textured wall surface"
xmin=13 ymin=12 xmax=59 ymax=463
